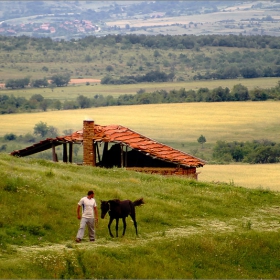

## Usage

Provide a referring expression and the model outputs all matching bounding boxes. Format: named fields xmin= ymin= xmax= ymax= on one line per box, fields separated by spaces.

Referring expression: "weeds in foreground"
xmin=12 ymin=232 xmax=280 ymax=279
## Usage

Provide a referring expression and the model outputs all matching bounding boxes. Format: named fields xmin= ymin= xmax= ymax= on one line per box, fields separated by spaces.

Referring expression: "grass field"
xmin=107 ymin=9 xmax=280 ymax=28
xmin=1 ymin=153 xmax=280 ymax=278
xmin=105 ymin=4 xmax=280 ymax=36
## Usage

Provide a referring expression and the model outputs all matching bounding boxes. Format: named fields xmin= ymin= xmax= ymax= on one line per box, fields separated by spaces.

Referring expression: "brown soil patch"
xmin=69 ymin=78 xmax=101 ymax=84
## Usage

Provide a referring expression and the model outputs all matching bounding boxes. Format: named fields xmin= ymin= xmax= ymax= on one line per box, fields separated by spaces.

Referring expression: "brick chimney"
xmin=83 ymin=119 xmax=96 ymax=166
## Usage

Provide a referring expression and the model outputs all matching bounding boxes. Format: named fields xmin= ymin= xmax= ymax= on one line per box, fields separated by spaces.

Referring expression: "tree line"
xmin=213 ymin=140 xmax=280 ymax=164
xmin=112 ymin=83 xmax=280 ymax=104
xmin=0 ymin=94 xmax=62 ymax=114
xmin=1 ymin=34 xmax=280 ymax=52
xmin=1 ymin=82 xmax=280 ymax=114
xmin=5 ymin=74 xmax=71 ymax=89
xmin=101 ymin=66 xmax=280 ymax=85
xmin=101 ymin=70 xmax=175 ymax=84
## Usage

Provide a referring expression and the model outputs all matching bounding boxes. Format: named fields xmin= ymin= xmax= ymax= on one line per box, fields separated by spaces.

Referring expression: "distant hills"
xmin=1 ymin=1 xmax=280 ymax=39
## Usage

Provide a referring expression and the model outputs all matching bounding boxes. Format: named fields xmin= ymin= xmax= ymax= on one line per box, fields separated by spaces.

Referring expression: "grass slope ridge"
xmin=0 ymin=153 xmax=280 ymax=278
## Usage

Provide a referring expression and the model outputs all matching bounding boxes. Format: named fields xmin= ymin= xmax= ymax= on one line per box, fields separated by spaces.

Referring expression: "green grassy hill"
xmin=1 ymin=153 xmax=280 ymax=278
xmin=1 ymin=34 xmax=280 ymax=84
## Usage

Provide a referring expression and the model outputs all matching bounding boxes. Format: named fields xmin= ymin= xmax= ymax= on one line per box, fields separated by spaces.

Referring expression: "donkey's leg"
xmin=122 ymin=217 xmax=127 ymax=236
xmin=108 ymin=218 xmax=114 ymax=237
xmin=130 ymin=213 xmax=138 ymax=235
xmin=115 ymin=218 xmax=119 ymax=237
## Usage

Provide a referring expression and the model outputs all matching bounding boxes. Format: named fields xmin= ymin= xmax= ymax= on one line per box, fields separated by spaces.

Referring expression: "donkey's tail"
xmin=133 ymin=198 xmax=144 ymax=207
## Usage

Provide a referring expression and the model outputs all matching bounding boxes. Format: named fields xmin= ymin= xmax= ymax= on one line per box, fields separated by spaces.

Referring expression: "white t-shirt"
xmin=78 ymin=196 xmax=97 ymax=218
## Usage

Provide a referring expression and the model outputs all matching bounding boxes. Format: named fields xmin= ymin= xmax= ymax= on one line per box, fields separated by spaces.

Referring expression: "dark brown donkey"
xmin=101 ymin=198 xmax=144 ymax=237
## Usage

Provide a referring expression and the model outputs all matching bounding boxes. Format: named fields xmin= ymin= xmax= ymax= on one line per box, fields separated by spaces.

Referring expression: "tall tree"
xmin=50 ymin=74 xmax=71 ymax=87
xmin=33 ymin=121 xmax=48 ymax=138
xmin=197 ymin=135 xmax=206 ymax=148
xmin=231 ymin=84 xmax=250 ymax=101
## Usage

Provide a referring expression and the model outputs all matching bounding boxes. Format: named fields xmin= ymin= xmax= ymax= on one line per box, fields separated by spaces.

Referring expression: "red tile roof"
xmin=11 ymin=124 xmax=205 ymax=167
xmin=62 ymin=124 xmax=205 ymax=167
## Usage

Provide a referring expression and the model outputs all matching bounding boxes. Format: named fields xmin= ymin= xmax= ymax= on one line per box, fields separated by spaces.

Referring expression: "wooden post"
xmin=63 ymin=143 xmax=67 ymax=163
xmin=69 ymin=142 xmax=73 ymax=163
xmin=120 ymin=144 xmax=124 ymax=168
xmin=52 ymin=143 xmax=56 ymax=162
xmin=125 ymin=145 xmax=128 ymax=167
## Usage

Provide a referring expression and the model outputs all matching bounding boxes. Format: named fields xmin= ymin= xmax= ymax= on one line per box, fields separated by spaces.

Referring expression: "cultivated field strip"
xmin=200 ymin=163 xmax=280 ymax=191
xmin=1 ymin=101 xmax=280 ymax=144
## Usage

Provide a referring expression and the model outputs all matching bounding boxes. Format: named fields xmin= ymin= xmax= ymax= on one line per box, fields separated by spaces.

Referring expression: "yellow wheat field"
xmin=1 ymin=101 xmax=280 ymax=143
xmin=199 ymin=164 xmax=280 ymax=192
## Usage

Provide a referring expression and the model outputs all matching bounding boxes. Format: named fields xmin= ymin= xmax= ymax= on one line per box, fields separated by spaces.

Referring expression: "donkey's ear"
xmin=108 ymin=200 xmax=116 ymax=205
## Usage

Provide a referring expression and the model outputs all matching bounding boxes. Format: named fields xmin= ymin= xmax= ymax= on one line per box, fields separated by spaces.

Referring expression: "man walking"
xmin=76 ymin=190 xmax=98 ymax=243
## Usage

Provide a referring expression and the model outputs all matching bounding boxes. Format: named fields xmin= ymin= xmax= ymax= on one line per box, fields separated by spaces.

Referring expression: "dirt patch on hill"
xmin=69 ymin=78 xmax=101 ymax=84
